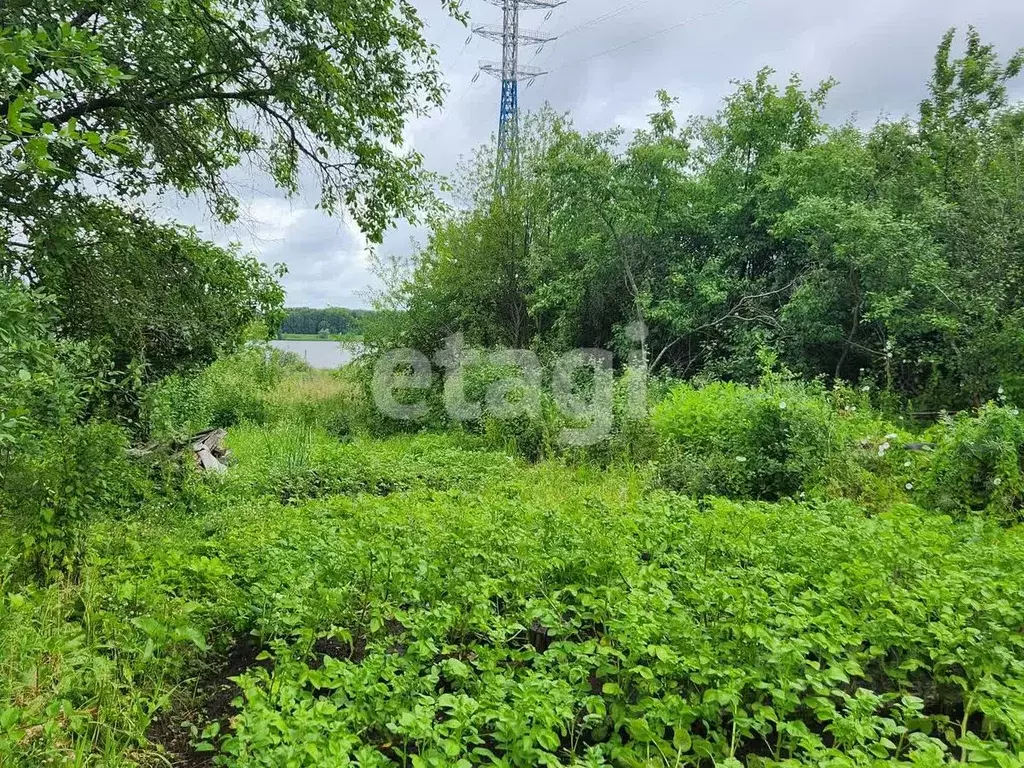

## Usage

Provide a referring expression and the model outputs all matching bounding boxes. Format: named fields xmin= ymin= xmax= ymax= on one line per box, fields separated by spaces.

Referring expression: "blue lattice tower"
xmin=476 ymin=0 xmax=564 ymax=183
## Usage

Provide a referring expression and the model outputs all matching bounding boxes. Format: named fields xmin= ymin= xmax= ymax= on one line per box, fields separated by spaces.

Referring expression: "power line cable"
xmin=547 ymin=0 xmax=750 ymax=75
xmin=436 ymin=2 xmax=478 ymax=118
xmin=445 ymin=26 xmax=475 ymax=72
xmin=527 ymin=0 xmax=654 ymax=71
xmin=556 ymin=0 xmax=659 ymax=38
xmin=527 ymin=2 xmax=566 ymax=65
xmin=441 ymin=0 xmax=481 ymax=73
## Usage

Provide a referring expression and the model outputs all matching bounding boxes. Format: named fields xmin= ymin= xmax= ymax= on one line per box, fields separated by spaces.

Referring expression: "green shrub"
xmin=560 ymin=370 xmax=661 ymax=467
xmin=346 ymin=352 xmax=660 ymax=466
xmin=143 ymin=372 xmax=212 ymax=442
xmin=144 ymin=346 xmax=306 ymax=441
xmin=8 ymin=422 xmax=149 ymax=579
xmin=811 ymin=385 xmax=923 ymax=507
xmin=202 ymin=349 xmax=277 ymax=428
xmin=0 ymin=282 xmax=104 ymax=458
xmin=345 ymin=355 xmax=449 ymax=438
xmin=467 ymin=359 xmax=661 ymax=465
xmin=480 ymin=398 xmax=558 ymax=462
xmin=0 ymin=283 xmax=154 ymax=579
xmin=920 ymin=403 xmax=1024 ymax=520
xmin=652 ymin=378 xmax=840 ymax=499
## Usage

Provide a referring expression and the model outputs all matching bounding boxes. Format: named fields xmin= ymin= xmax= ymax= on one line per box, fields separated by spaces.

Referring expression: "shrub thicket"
xmin=144 ymin=346 xmax=308 ymax=442
xmin=652 ymin=377 xmax=840 ymax=500
xmin=370 ymin=30 xmax=1024 ymax=412
xmin=919 ymin=404 xmax=1024 ymax=520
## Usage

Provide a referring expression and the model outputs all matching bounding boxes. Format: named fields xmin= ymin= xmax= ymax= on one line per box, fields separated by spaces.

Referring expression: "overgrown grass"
xmin=4 ymin=355 xmax=1024 ymax=766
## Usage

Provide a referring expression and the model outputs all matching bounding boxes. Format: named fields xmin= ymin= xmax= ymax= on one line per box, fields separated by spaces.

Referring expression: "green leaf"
xmin=442 ymin=658 xmax=469 ymax=678
xmin=131 ymin=616 xmax=165 ymax=637
xmin=7 ymin=95 xmax=25 ymax=133
xmin=672 ymin=728 xmax=692 ymax=752
xmin=179 ymin=626 xmax=208 ymax=651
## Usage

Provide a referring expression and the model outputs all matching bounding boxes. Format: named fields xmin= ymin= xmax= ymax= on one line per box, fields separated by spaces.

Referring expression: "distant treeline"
xmin=279 ymin=307 xmax=376 ymax=337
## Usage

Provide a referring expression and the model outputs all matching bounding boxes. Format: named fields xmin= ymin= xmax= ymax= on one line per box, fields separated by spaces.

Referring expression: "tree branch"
xmin=35 ymin=88 xmax=277 ymax=134
xmin=650 ymin=276 xmax=801 ymax=371
xmin=0 ymin=7 xmax=102 ymax=117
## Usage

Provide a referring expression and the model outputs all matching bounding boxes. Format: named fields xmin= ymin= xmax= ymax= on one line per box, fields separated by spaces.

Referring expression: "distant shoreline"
xmin=277 ymin=333 xmax=363 ymax=343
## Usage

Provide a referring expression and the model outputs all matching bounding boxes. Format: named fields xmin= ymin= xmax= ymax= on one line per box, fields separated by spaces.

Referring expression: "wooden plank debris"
xmin=190 ymin=428 xmax=230 ymax=473
xmin=196 ymin=446 xmax=227 ymax=473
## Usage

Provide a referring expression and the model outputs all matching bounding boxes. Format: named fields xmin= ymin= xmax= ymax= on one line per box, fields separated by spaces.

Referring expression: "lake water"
xmin=270 ymin=340 xmax=361 ymax=369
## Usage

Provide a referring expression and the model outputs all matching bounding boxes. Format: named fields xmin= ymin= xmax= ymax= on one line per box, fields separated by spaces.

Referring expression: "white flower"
xmin=878 ymin=442 xmax=891 ymax=456
xmin=994 ymin=478 xmax=1003 ymax=487
xmin=850 ymin=406 xmax=857 ymax=412
xmin=736 ymin=456 xmax=747 ymax=463
xmin=1014 ymin=409 xmax=1021 ymax=417
xmin=885 ymin=433 xmax=899 ymax=440
xmin=905 ymin=482 xmax=914 ymax=491
xmin=904 ymin=460 xmax=912 ymax=468
xmin=779 ymin=401 xmax=787 ymax=410
xmin=861 ymin=385 xmax=871 ymax=392
xmin=998 ymin=386 xmax=1005 ymax=395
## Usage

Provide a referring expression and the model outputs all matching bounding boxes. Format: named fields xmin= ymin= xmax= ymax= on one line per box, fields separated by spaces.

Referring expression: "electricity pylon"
xmin=474 ymin=0 xmax=564 ymax=183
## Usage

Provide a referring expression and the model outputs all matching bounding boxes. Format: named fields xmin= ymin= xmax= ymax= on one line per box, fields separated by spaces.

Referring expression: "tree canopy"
xmin=373 ymin=28 xmax=1024 ymax=410
xmin=0 ymin=0 xmax=460 ymax=398
xmin=1 ymin=0 xmax=461 ymax=233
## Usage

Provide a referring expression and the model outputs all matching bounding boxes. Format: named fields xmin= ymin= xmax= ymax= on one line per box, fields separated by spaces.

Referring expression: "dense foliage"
xmin=0 ymin=0 xmax=461 ymax=573
xmin=373 ymin=29 xmax=1024 ymax=410
xmin=1 ymin=0 xmax=460 ymax=391
xmin=1 ymin=0 xmax=460 ymax=234
xmin=4 ymin=353 xmax=1024 ymax=766
xmin=4 ymin=12 xmax=1024 ymax=768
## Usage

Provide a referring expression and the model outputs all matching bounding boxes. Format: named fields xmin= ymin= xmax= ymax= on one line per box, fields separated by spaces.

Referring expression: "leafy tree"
xmin=0 ymin=0 xmax=463 ymax=234
xmin=1 ymin=0 xmax=463 ymax=385
xmin=371 ymin=108 xmax=566 ymax=353
xmin=31 ymin=199 xmax=285 ymax=380
xmin=279 ymin=307 xmax=376 ymax=337
xmin=375 ymin=29 xmax=1024 ymax=409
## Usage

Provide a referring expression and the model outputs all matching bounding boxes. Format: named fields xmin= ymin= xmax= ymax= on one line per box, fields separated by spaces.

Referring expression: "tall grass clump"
xmin=144 ymin=346 xmax=307 ymax=441
xmin=267 ymin=370 xmax=362 ymax=440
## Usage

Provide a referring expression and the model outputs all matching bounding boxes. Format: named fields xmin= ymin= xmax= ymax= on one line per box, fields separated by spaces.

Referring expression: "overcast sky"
xmin=158 ymin=0 xmax=1024 ymax=308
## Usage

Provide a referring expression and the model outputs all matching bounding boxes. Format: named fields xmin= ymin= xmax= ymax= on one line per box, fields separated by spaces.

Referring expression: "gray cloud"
xmin=160 ymin=0 xmax=1024 ymax=307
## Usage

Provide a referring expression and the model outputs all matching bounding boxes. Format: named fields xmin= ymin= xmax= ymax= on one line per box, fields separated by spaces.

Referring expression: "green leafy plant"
xmin=652 ymin=375 xmax=840 ymax=499
xmin=920 ymin=403 xmax=1024 ymax=519
xmin=16 ymin=422 xmax=147 ymax=580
